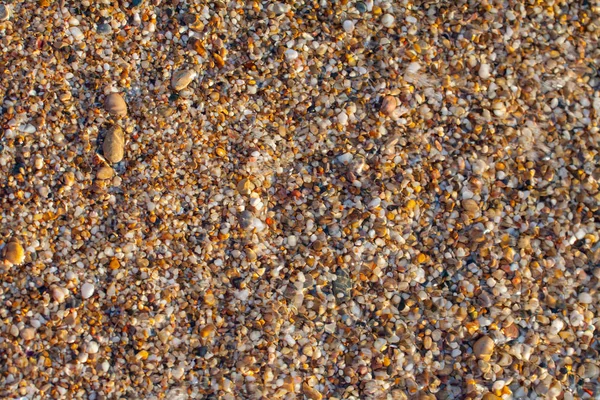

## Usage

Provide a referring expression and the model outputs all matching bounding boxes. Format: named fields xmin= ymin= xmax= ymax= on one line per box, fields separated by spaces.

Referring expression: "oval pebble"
xmin=81 ymin=283 xmax=95 ymax=299
xmin=4 ymin=240 xmax=25 ymax=265
xmin=103 ymin=126 xmax=125 ymax=164
xmin=171 ymin=69 xmax=197 ymax=91
xmin=104 ymin=93 xmax=128 ymax=117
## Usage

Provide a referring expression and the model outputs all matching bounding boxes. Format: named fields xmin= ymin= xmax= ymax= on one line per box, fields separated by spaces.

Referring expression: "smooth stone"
xmin=97 ymin=23 xmax=112 ymax=35
xmin=70 ymin=27 xmax=85 ymax=41
xmin=87 ymin=341 xmax=99 ymax=354
xmin=104 ymin=93 xmax=127 ymax=117
xmin=171 ymin=69 xmax=197 ymax=91
xmin=343 ymin=20 xmax=355 ymax=33
xmin=0 ymin=4 xmax=10 ymax=21
xmin=578 ymin=292 xmax=593 ymax=304
xmin=96 ymin=166 xmax=115 ymax=180
xmin=380 ymin=95 xmax=397 ymax=115
xmin=81 ymin=283 xmax=95 ymax=299
xmin=355 ymin=2 xmax=367 ymax=13
xmin=381 ymin=14 xmax=395 ymax=28
xmin=284 ymin=49 xmax=299 ymax=62
xmin=479 ymin=63 xmax=491 ymax=79
xmin=20 ymin=327 xmax=36 ymax=341
xmin=4 ymin=240 xmax=25 ymax=265
xmin=51 ymin=287 xmax=66 ymax=303
xmin=333 ymin=268 xmax=352 ymax=303
xmin=473 ymin=335 xmax=495 ymax=360
xmin=237 ymin=178 xmax=255 ymax=195
xmin=103 ymin=126 xmax=125 ymax=164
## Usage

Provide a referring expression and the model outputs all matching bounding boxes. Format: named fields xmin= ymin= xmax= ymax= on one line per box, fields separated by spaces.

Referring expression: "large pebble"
xmin=81 ymin=283 xmax=95 ymax=299
xmin=4 ymin=240 xmax=25 ymax=265
xmin=381 ymin=14 xmax=395 ymax=28
xmin=104 ymin=93 xmax=128 ymax=117
xmin=103 ymin=126 xmax=125 ymax=164
xmin=171 ymin=69 xmax=197 ymax=91
xmin=473 ymin=335 xmax=495 ymax=360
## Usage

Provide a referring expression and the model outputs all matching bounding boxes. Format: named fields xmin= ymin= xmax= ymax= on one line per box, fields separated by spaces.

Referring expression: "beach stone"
xmin=4 ymin=240 xmax=25 ymax=265
xmin=171 ymin=69 xmax=197 ymax=91
xmin=81 ymin=283 xmax=95 ymax=299
xmin=103 ymin=126 xmax=125 ymax=164
xmin=473 ymin=335 xmax=495 ymax=361
xmin=97 ymin=166 xmax=115 ymax=180
xmin=380 ymin=96 xmax=397 ymax=115
xmin=20 ymin=327 xmax=36 ymax=341
xmin=104 ymin=93 xmax=127 ymax=117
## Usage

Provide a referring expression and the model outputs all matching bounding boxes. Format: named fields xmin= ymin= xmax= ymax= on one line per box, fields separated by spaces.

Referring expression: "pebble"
xmin=96 ymin=166 xmax=115 ymax=180
xmin=381 ymin=14 xmax=395 ymax=28
xmin=578 ymin=292 xmax=593 ymax=304
xmin=103 ymin=125 xmax=125 ymax=164
xmin=171 ymin=69 xmax=197 ymax=91
xmin=479 ymin=63 xmax=491 ymax=79
xmin=51 ymin=287 xmax=66 ymax=303
xmin=284 ymin=49 xmax=299 ymax=62
xmin=97 ymin=23 xmax=112 ymax=35
xmin=473 ymin=335 xmax=495 ymax=361
xmin=81 ymin=283 xmax=95 ymax=299
xmin=20 ymin=328 xmax=36 ymax=341
xmin=343 ymin=20 xmax=355 ymax=34
xmin=87 ymin=341 xmax=99 ymax=354
xmin=0 ymin=4 xmax=9 ymax=21
xmin=104 ymin=93 xmax=128 ymax=117
xmin=70 ymin=27 xmax=85 ymax=41
xmin=4 ymin=240 xmax=25 ymax=265
xmin=237 ymin=178 xmax=255 ymax=195
xmin=380 ymin=95 xmax=397 ymax=116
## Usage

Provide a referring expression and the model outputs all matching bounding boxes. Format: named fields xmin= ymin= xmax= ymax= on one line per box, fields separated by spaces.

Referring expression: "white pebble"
xmin=284 ymin=49 xmax=298 ymax=61
xmin=81 ymin=283 xmax=95 ymax=299
xmin=69 ymin=27 xmax=85 ymax=41
xmin=337 ymin=111 xmax=348 ymax=125
xmin=343 ymin=20 xmax=355 ymax=33
xmin=87 ymin=341 xmax=99 ymax=354
xmin=479 ymin=63 xmax=491 ymax=79
xmin=381 ymin=14 xmax=395 ymax=28
xmin=578 ymin=292 xmax=593 ymax=304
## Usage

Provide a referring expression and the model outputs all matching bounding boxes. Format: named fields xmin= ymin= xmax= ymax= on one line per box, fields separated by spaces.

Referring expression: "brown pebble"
xmin=380 ymin=95 xmax=397 ymax=116
xmin=473 ymin=335 xmax=495 ymax=361
xmin=104 ymin=93 xmax=127 ymax=117
xmin=171 ymin=69 xmax=197 ymax=91
xmin=96 ymin=166 xmax=115 ymax=180
xmin=20 ymin=327 xmax=36 ymax=341
xmin=4 ymin=240 xmax=25 ymax=265
xmin=237 ymin=178 xmax=255 ymax=195
xmin=103 ymin=126 xmax=125 ymax=164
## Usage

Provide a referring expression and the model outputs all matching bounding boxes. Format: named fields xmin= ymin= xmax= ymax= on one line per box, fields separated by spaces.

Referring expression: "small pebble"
xmin=171 ymin=69 xmax=197 ymax=91
xmin=0 ymin=4 xmax=10 ymax=21
xmin=479 ymin=63 xmax=491 ymax=79
xmin=4 ymin=240 xmax=25 ymax=265
xmin=96 ymin=166 xmax=115 ymax=180
xmin=343 ymin=20 xmax=355 ymax=33
xmin=380 ymin=95 xmax=397 ymax=116
xmin=81 ymin=283 xmax=95 ymax=299
xmin=473 ymin=335 xmax=495 ymax=361
xmin=381 ymin=14 xmax=395 ymax=28
xmin=20 ymin=327 xmax=36 ymax=341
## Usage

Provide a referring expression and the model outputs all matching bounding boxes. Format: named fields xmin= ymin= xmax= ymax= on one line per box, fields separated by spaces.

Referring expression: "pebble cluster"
xmin=1 ymin=0 xmax=599 ymax=399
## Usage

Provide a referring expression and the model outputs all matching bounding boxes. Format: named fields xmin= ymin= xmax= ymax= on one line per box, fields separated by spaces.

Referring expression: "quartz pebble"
xmin=81 ymin=283 xmax=95 ymax=299
xmin=171 ymin=69 xmax=197 ymax=91
xmin=104 ymin=93 xmax=127 ymax=117
xmin=103 ymin=126 xmax=125 ymax=164
xmin=381 ymin=14 xmax=395 ymax=28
